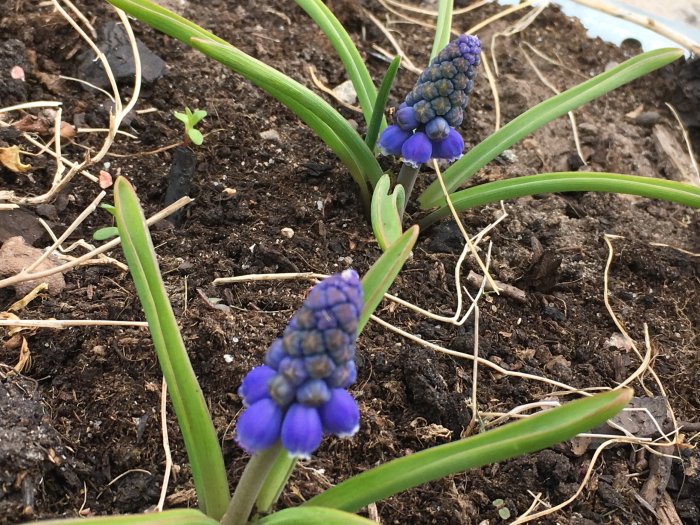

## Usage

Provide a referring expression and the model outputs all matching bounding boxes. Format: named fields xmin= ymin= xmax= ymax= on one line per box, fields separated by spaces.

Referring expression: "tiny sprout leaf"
xmin=498 ymin=507 xmax=511 ymax=520
xmin=93 ymin=226 xmax=119 ymax=241
xmin=192 ymin=109 xmax=208 ymax=123
xmin=100 ymin=203 xmax=116 ymax=215
xmin=370 ymin=174 xmax=404 ymax=251
xmin=189 ymin=128 xmax=204 ymax=146
xmin=174 ymin=111 xmax=189 ymax=125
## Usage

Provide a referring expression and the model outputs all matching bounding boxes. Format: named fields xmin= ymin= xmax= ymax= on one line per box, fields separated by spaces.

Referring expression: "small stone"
xmin=634 ymin=111 xmax=661 ymax=127
xmin=281 ymin=227 xmax=294 ymax=239
xmin=259 ymin=129 xmax=280 ymax=142
xmin=0 ymin=236 xmax=66 ymax=296
xmin=332 ymin=79 xmax=357 ymax=105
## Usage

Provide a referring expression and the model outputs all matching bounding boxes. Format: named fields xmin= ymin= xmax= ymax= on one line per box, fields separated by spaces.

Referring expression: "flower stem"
xmin=222 ymin=444 xmax=282 ymax=525
xmin=396 ymin=163 xmax=420 ymax=220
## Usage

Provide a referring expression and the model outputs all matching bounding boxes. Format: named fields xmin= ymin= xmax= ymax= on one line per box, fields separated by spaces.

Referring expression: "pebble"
xmin=259 ymin=129 xmax=280 ymax=142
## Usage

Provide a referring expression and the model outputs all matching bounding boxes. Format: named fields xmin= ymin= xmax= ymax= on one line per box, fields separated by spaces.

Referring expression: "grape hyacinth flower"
xmin=236 ymin=269 xmax=363 ymax=459
xmin=377 ymin=34 xmax=481 ymax=167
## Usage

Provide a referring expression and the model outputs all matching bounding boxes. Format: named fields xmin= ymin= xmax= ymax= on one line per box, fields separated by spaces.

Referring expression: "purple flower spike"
xmin=320 ymin=389 xmax=360 ymax=438
xmin=402 ymin=131 xmax=432 ymax=168
xmin=234 ymin=270 xmax=363 ymax=457
xmin=425 ymin=117 xmax=451 ymax=141
xmin=378 ymin=125 xmax=412 ymax=156
xmin=235 ymin=398 xmax=283 ymax=454
xmin=432 ymin=128 xmax=465 ymax=162
xmin=281 ymin=403 xmax=323 ymax=459
xmin=238 ymin=365 xmax=276 ymax=406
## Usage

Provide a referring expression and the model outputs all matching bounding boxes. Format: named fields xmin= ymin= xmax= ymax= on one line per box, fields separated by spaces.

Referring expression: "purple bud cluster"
xmin=378 ymin=34 xmax=481 ymax=168
xmin=235 ymin=270 xmax=362 ymax=459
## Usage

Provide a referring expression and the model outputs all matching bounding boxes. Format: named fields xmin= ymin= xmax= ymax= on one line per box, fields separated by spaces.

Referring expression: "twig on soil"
xmin=382 ymin=0 xmax=490 ymax=18
xmin=157 ymin=377 xmax=173 ymax=512
xmin=26 ymin=191 xmax=106 ymax=273
xmin=569 ymin=0 xmax=700 ymax=56
xmin=363 ymin=8 xmax=422 ymax=74
xmin=519 ymin=45 xmax=586 ymax=165
xmin=489 ymin=3 xmax=548 ymax=77
xmin=648 ymin=242 xmax=700 ymax=257
xmin=307 ymin=66 xmax=362 ymax=113
xmin=665 ymin=103 xmax=700 ymax=187
xmin=0 ymin=2 xmax=141 ymax=206
xmin=0 ymin=196 xmax=193 ymax=291
xmin=465 ymin=270 xmax=527 ymax=302
xmin=479 ymin=50 xmax=501 ymax=132
xmin=0 ymin=319 xmax=148 ymax=329
xmin=464 ymin=0 xmax=537 ymax=35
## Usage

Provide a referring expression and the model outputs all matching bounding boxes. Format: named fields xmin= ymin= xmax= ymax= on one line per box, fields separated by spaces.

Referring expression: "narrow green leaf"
xmin=254 ymin=507 xmax=377 ymax=525
xmin=22 ymin=509 xmax=219 ymax=525
xmin=370 ymin=174 xmax=405 ymax=251
xmin=100 ymin=203 xmax=116 ymax=215
xmin=418 ymin=48 xmax=685 ymax=209
xmin=107 ymin=0 xmax=383 ymax=207
xmin=365 ymin=56 xmax=401 ymax=151
xmin=294 ymin=0 xmax=379 ymax=127
xmin=305 ymin=389 xmax=632 ymax=512
xmin=113 ymin=177 xmax=229 ymax=520
xmin=359 ymin=225 xmax=418 ymax=332
xmin=93 ymin=226 xmax=119 ymax=241
xmin=430 ymin=0 xmax=454 ymax=60
xmin=419 ymin=172 xmax=700 ymax=228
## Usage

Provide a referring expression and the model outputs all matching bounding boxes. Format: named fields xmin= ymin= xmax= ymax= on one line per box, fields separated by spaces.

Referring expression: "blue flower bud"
xmin=281 ymin=403 xmax=323 ymax=459
xmin=296 ymin=379 xmax=331 ymax=406
xmin=425 ymin=117 xmax=451 ymax=141
xmin=265 ymin=338 xmax=286 ymax=369
xmin=432 ymin=128 xmax=464 ymax=162
xmin=402 ymin=131 xmax=432 ymax=168
xmin=305 ymin=353 xmax=336 ymax=378
xmin=268 ymin=374 xmax=296 ymax=406
xmin=238 ymin=365 xmax=276 ymax=406
xmin=236 ymin=398 xmax=283 ymax=454
xmin=395 ymin=106 xmax=418 ymax=131
xmin=328 ymin=360 xmax=357 ymax=388
xmin=320 ymin=388 xmax=360 ymax=438
xmin=278 ymin=357 xmax=308 ymax=385
xmin=377 ymin=125 xmax=412 ymax=156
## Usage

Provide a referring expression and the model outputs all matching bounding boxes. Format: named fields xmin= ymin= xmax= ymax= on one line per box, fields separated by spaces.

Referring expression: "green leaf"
xmin=305 ymin=389 xmax=632 ymax=512
xmin=22 ymin=509 xmax=219 ymax=525
xmin=113 ymin=177 xmax=229 ymax=520
xmin=100 ymin=203 xmax=116 ymax=215
xmin=371 ymin=174 xmax=405 ymax=251
xmin=418 ymin=47 xmax=685 ymax=209
xmin=93 ymin=226 xmax=119 ymax=241
xmin=255 ymin=451 xmax=297 ymax=515
xmin=253 ymin=507 xmax=377 ymax=525
xmin=106 ymin=0 xmax=382 ymax=211
xmin=294 ymin=0 xmax=379 ymax=128
xmin=419 ymin=172 xmax=700 ymax=228
xmin=359 ymin=225 xmax=418 ymax=332
xmin=192 ymin=109 xmax=208 ymax=124
xmin=365 ymin=56 xmax=401 ymax=151
xmin=174 ymin=111 xmax=189 ymax=125
xmin=189 ymin=128 xmax=204 ymax=146
xmin=430 ymin=0 xmax=454 ymax=60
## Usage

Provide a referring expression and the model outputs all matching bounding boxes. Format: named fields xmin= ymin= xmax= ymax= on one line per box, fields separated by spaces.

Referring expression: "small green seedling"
xmin=492 ymin=498 xmax=511 ymax=520
xmin=92 ymin=203 xmax=119 ymax=241
xmin=174 ymin=107 xmax=207 ymax=146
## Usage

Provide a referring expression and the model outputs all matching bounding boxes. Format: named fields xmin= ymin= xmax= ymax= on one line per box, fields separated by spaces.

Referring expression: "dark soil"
xmin=1 ymin=1 xmax=699 ymax=524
